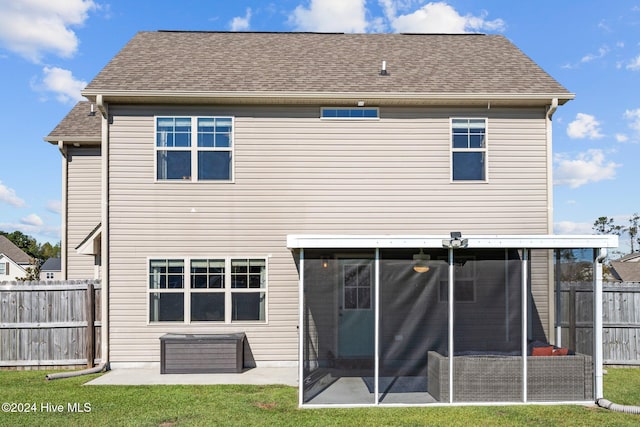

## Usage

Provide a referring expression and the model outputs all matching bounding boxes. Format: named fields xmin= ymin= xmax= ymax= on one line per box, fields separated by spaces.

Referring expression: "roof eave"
xmin=43 ymin=136 xmax=102 ymax=144
xmin=81 ymin=90 xmax=575 ymax=107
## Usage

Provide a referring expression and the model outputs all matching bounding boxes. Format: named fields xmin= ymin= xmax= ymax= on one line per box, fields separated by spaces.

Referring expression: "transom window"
xmin=451 ymin=118 xmax=487 ymax=181
xmin=155 ymin=116 xmax=233 ymax=182
xmin=321 ymin=107 xmax=379 ymax=119
xmin=148 ymin=257 xmax=266 ymax=323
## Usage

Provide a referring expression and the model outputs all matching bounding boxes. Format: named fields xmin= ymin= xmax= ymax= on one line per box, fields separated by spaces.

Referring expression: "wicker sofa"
xmin=427 ymin=351 xmax=593 ymax=402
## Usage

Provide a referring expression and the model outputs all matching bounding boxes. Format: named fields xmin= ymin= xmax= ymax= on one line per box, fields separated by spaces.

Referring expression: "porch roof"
xmin=286 ymin=234 xmax=618 ymax=249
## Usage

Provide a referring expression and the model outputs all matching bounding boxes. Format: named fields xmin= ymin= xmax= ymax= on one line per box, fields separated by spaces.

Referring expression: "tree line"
xmin=593 ymin=213 xmax=640 ymax=254
xmin=1 ymin=230 xmax=61 ymax=280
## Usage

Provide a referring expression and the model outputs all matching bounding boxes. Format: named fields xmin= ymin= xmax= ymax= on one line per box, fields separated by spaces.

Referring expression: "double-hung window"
xmin=451 ymin=118 xmax=487 ymax=181
xmin=156 ymin=116 xmax=233 ymax=181
xmin=148 ymin=257 xmax=267 ymax=323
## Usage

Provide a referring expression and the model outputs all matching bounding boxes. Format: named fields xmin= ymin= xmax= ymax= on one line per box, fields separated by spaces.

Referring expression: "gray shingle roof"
xmin=83 ymin=31 xmax=571 ymax=98
xmin=0 ymin=235 xmax=31 ymax=264
xmin=45 ymin=101 xmax=102 ymax=143
xmin=40 ymin=257 xmax=62 ymax=272
xmin=610 ymin=261 xmax=640 ymax=282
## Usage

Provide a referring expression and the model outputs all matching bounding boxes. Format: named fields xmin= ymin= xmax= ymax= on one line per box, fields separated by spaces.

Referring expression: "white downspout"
xmin=57 ymin=141 xmax=68 ymax=279
xmin=546 ymin=98 xmax=559 ymax=342
xmin=594 ymin=248 xmax=606 ymax=399
xmin=98 ymin=94 xmax=110 ymax=370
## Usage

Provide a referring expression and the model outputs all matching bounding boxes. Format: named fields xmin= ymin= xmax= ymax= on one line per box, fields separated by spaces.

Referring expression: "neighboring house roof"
xmin=0 ymin=235 xmax=31 ymax=264
xmin=610 ymin=252 xmax=640 ymax=281
xmin=44 ymin=101 xmax=102 ymax=143
xmin=610 ymin=261 xmax=640 ymax=282
xmin=40 ymin=257 xmax=62 ymax=272
xmin=616 ymin=252 xmax=640 ymax=263
xmin=82 ymin=31 xmax=573 ymax=105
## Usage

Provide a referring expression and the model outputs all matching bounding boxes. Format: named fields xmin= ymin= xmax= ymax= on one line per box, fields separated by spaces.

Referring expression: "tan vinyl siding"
xmin=107 ymin=105 xmax=550 ymax=363
xmin=66 ymin=147 xmax=101 ymax=279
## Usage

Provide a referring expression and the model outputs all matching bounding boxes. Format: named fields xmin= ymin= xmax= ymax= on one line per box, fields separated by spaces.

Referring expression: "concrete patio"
xmin=85 ymin=366 xmax=298 ymax=386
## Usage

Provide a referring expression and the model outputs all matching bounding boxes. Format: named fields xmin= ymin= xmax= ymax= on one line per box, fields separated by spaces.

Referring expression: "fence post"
xmin=569 ymin=285 xmax=576 ymax=351
xmin=85 ymin=282 xmax=95 ymax=368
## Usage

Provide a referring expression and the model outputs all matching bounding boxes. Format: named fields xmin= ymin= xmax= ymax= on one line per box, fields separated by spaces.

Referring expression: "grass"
xmin=0 ymin=369 xmax=639 ymax=426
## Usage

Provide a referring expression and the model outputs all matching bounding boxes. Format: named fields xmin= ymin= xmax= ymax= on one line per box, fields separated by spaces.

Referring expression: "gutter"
xmin=47 ymin=97 xmax=111 ymax=380
xmin=81 ymin=90 xmax=575 ymax=107
xmin=545 ymin=98 xmax=559 ymax=339
xmin=97 ymin=94 xmax=110 ymax=371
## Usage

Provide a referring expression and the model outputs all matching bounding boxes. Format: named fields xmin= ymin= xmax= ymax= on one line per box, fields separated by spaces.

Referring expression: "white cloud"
xmin=554 ymin=149 xmax=620 ymax=188
xmin=615 ymin=133 xmax=629 ymax=143
xmin=566 ymin=113 xmax=603 ymax=139
xmin=21 ymin=213 xmax=43 ymax=227
xmin=0 ymin=0 xmax=96 ymax=62
xmin=289 ymin=0 xmax=368 ymax=33
xmin=627 ymin=55 xmax=640 ymax=71
xmin=580 ymin=46 xmax=609 ymax=63
xmin=624 ymin=108 xmax=640 ymax=134
xmin=230 ymin=8 xmax=252 ymax=31
xmin=47 ymin=200 xmax=62 ymax=214
xmin=40 ymin=66 xmax=87 ymax=103
xmin=389 ymin=2 xmax=505 ymax=33
xmin=0 ymin=181 xmax=26 ymax=207
xmin=0 ymin=221 xmax=60 ymax=242
xmin=554 ymin=221 xmax=593 ymax=235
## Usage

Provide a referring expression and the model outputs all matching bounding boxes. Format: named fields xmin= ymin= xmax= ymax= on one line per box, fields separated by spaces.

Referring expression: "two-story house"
xmin=46 ymin=31 xmax=617 ymax=406
xmin=0 ymin=235 xmax=33 ymax=281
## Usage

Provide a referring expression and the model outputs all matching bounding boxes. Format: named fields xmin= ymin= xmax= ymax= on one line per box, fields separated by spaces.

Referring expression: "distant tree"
xmin=593 ymin=216 xmax=622 ymax=235
xmin=40 ymin=241 xmax=61 ymax=259
xmin=629 ymin=213 xmax=640 ymax=253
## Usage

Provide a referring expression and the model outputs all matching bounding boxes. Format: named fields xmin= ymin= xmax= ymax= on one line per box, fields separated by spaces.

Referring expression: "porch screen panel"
xmin=302 ymin=250 xmax=375 ymax=405
xmin=379 ymin=249 xmax=449 ymax=404
xmin=452 ymin=249 xmax=523 ymax=402
xmin=528 ymin=248 xmax=594 ymax=401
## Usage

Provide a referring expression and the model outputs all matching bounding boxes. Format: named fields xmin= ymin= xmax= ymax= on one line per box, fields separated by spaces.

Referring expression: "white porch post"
xmin=522 ymin=248 xmax=529 ymax=402
xmin=374 ymin=248 xmax=380 ymax=404
xmin=298 ymin=249 xmax=304 ymax=407
xmin=555 ymin=250 xmax=562 ymax=347
xmin=594 ymin=248 xmax=605 ymax=399
xmin=448 ymin=247 xmax=454 ymax=403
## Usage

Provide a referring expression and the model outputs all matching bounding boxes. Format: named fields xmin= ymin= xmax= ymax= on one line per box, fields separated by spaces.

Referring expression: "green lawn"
xmin=0 ymin=369 xmax=639 ymax=426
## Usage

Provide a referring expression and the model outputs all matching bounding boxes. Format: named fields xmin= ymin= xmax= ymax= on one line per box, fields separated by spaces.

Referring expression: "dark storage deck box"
xmin=160 ymin=333 xmax=245 ymax=374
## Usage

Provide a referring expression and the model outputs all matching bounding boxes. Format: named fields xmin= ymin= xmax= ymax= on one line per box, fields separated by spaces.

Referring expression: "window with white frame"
xmin=148 ymin=257 xmax=267 ymax=323
xmin=156 ymin=116 xmax=233 ymax=181
xmin=451 ymin=118 xmax=487 ymax=181
xmin=0 ymin=262 xmax=6 ymax=275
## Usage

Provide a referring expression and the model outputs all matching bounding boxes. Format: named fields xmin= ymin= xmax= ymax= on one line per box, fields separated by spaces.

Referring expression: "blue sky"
xmin=0 ymin=0 xmax=639 ymax=255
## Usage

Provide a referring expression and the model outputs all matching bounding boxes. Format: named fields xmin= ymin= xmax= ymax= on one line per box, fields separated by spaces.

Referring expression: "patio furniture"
xmin=427 ymin=351 xmax=593 ymax=402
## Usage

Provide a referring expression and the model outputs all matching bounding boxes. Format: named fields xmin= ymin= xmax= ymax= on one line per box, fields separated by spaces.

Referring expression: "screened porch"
xmin=287 ymin=234 xmax=618 ymax=407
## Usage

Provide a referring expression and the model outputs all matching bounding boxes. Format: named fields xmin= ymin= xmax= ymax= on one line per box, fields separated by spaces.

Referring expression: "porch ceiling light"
xmin=413 ymin=249 xmax=431 ymax=273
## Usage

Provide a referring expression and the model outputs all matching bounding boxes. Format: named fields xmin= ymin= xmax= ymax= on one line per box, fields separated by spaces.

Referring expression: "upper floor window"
xmin=451 ymin=118 xmax=487 ymax=181
xmin=156 ymin=116 xmax=233 ymax=182
xmin=321 ymin=107 xmax=379 ymax=119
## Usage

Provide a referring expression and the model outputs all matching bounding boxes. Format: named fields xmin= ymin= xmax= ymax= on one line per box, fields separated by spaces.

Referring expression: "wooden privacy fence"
xmin=0 ymin=280 xmax=101 ymax=369
xmin=559 ymin=281 xmax=640 ymax=365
